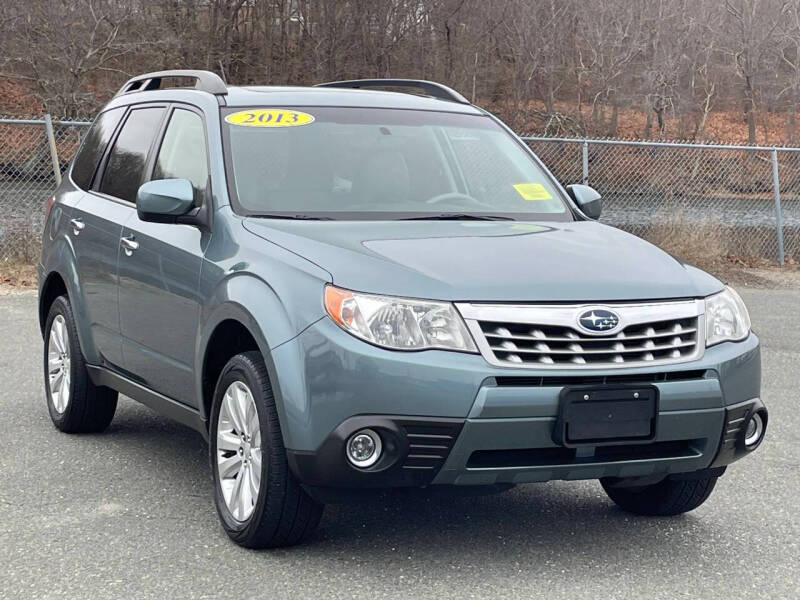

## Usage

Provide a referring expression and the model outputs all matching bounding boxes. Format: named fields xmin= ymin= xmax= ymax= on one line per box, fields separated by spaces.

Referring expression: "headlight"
xmin=705 ymin=286 xmax=751 ymax=346
xmin=324 ymin=285 xmax=477 ymax=352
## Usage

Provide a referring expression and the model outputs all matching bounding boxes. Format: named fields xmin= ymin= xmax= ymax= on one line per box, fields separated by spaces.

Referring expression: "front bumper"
xmin=273 ymin=317 xmax=763 ymax=488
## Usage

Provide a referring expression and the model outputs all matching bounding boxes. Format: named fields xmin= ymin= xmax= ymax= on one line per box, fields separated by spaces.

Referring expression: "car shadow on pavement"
xmin=309 ymin=487 xmax=716 ymax=564
xmin=104 ymin=399 xmax=718 ymax=570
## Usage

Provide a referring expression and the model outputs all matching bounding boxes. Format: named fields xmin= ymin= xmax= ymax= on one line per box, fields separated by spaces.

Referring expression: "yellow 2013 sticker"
xmin=513 ymin=182 xmax=552 ymax=201
xmin=225 ymin=109 xmax=315 ymax=127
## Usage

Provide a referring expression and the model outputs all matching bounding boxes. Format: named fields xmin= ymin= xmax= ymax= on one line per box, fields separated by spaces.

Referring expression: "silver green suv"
xmin=38 ymin=70 xmax=767 ymax=548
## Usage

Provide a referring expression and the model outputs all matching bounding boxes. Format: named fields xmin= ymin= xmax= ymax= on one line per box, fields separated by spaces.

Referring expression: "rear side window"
xmin=71 ymin=107 xmax=125 ymax=190
xmin=99 ymin=107 xmax=165 ymax=202
xmin=152 ymin=109 xmax=209 ymax=207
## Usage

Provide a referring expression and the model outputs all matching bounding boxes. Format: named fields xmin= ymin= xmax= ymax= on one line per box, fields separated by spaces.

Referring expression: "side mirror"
xmin=136 ymin=179 xmax=194 ymax=223
xmin=566 ymin=184 xmax=602 ymax=220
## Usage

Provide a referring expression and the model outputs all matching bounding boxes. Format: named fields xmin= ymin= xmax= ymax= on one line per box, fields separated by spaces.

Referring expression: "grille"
xmin=400 ymin=423 xmax=461 ymax=471
xmin=718 ymin=402 xmax=751 ymax=455
xmin=480 ymin=317 xmax=699 ymax=366
xmin=457 ymin=300 xmax=704 ymax=369
xmin=467 ymin=440 xmax=699 ymax=469
xmin=495 ymin=370 xmax=709 ymax=387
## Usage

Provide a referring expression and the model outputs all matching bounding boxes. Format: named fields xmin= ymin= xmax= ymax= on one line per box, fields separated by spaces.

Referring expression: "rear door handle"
xmin=120 ymin=235 xmax=139 ymax=256
xmin=70 ymin=218 xmax=85 ymax=235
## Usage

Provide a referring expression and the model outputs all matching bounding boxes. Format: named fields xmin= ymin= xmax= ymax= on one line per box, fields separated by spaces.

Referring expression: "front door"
xmin=117 ymin=107 xmax=212 ymax=407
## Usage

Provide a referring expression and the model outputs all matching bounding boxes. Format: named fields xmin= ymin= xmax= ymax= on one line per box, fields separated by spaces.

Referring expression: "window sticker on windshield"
xmin=225 ymin=109 xmax=315 ymax=127
xmin=513 ymin=182 xmax=552 ymax=201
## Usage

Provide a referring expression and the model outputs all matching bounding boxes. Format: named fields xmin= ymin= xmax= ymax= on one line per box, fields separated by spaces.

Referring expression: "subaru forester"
xmin=38 ymin=71 xmax=767 ymax=548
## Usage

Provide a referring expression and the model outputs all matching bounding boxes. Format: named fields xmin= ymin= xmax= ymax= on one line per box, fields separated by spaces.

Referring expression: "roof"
xmin=224 ymin=85 xmax=483 ymax=113
xmin=105 ymin=82 xmax=483 ymax=116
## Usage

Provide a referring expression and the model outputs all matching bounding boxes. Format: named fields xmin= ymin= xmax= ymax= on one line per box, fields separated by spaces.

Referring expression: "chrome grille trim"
xmin=456 ymin=300 xmax=705 ymax=369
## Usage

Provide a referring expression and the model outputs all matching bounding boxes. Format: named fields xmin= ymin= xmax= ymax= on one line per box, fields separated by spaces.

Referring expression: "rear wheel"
xmin=43 ymin=295 xmax=117 ymax=433
xmin=210 ymin=351 xmax=323 ymax=548
xmin=600 ymin=475 xmax=718 ymax=516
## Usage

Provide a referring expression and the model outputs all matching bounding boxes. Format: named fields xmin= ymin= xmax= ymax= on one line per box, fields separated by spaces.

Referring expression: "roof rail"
xmin=315 ymin=78 xmax=470 ymax=104
xmin=114 ymin=70 xmax=228 ymax=98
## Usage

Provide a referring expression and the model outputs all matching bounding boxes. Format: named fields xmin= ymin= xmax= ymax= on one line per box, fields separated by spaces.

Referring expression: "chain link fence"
xmin=0 ymin=115 xmax=90 ymax=262
xmin=525 ymin=137 xmax=800 ymax=264
xmin=1 ymin=115 xmax=797 ymax=265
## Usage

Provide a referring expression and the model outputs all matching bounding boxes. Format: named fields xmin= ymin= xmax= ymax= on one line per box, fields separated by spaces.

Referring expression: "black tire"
xmin=600 ymin=475 xmax=718 ymax=516
xmin=209 ymin=351 xmax=323 ymax=548
xmin=43 ymin=295 xmax=117 ymax=433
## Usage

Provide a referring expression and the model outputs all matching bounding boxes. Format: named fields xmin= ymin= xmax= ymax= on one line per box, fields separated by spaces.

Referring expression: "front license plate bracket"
xmin=552 ymin=385 xmax=658 ymax=447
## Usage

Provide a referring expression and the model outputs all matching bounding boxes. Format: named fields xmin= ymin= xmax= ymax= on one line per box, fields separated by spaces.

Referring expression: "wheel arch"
xmin=196 ymin=269 xmax=326 ymax=444
xmin=39 ymin=271 xmax=68 ymax=334
xmin=197 ymin=302 xmax=295 ymax=445
xmin=38 ymin=231 xmax=100 ymax=362
xmin=38 ymin=263 xmax=99 ymax=364
xmin=200 ymin=317 xmax=261 ymax=424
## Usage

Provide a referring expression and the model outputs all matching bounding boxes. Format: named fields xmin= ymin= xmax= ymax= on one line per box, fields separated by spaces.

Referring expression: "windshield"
xmin=223 ymin=106 xmax=571 ymax=221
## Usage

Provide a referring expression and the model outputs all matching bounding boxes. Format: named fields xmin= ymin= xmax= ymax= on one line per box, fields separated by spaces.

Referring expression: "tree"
xmin=0 ymin=0 xmax=138 ymax=117
xmin=724 ymin=0 xmax=788 ymax=145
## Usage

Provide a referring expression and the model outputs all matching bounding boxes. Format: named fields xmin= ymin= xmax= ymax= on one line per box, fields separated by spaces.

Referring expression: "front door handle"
xmin=120 ymin=235 xmax=139 ymax=256
xmin=70 ymin=218 xmax=85 ymax=235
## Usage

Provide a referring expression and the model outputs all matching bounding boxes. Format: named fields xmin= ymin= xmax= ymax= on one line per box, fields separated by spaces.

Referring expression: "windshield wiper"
xmin=398 ymin=213 xmax=515 ymax=221
xmin=253 ymin=214 xmax=335 ymax=221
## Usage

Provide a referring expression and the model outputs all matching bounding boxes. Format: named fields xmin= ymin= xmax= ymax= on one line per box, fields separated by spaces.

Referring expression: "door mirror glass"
xmin=566 ymin=184 xmax=602 ymax=219
xmin=136 ymin=178 xmax=195 ymax=222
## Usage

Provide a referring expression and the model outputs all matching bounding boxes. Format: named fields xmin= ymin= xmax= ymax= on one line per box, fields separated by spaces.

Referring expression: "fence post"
xmin=581 ymin=140 xmax=589 ymax=184
xmin=43 ymin=113 xmax=61 ymax=187
xmin=770 ymin=148 xmax=785 ymax=266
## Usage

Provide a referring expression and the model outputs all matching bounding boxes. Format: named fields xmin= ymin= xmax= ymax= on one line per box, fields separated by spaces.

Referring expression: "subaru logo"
xmin=577 ymin=309 xmax=620 ymax=333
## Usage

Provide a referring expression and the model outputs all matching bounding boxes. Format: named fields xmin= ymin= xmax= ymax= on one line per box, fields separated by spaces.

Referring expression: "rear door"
xmin=78 ymin=105 xmax=167 ymax=369
xmin=67 ymin=106 xmax=128 ymax=368
xmin=117 ymin=106 xmax=211 ymax=407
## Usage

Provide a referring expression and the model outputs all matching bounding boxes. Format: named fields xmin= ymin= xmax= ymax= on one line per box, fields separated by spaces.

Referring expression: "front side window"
xmin=223 ymin=106 xmax=570 ymax=220
xmin=99 ymin=107 xmax=165 ymax=202
xmin=153 ymin=109 xmax=209 ymax=207
xmin=71 ymin=107 xmax=125 ymax=190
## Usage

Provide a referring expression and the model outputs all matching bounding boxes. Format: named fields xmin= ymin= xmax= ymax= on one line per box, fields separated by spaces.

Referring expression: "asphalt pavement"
xmin=0 ymin=287 xmax=798 ymax=599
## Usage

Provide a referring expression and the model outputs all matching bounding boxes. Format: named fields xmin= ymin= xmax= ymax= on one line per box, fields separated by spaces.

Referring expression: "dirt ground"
xmin=0 ymin=262 xmax=36 ymax=295
xmin=692 ymin=257 xmax=800 ymax=289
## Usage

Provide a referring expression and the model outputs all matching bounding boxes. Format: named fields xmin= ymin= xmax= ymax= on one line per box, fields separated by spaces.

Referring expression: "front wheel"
xmin=600 ymin=474 xmax=719 ymax=516
xmin=210 ymin=351 xmax=323 ymax=548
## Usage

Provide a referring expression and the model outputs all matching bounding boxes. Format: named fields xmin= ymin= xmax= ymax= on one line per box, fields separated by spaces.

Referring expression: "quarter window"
xmin=71 ymin=107 xmax=125 ymax=190
xmin=152 ymin=109 xmax=209 ymax=206
xmin=98 ymin=107 xmax=165 ymax=202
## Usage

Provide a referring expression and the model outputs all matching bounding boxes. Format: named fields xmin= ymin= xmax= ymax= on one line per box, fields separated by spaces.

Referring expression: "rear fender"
xmin=39 ymin=225 xmax=99 ymax=364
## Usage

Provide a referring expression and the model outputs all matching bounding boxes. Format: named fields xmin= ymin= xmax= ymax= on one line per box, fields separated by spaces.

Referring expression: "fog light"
xmin=346 ymin=429 xmax=382 ymax=468
xmin=744 ymin=411 xmax=765 ymax=447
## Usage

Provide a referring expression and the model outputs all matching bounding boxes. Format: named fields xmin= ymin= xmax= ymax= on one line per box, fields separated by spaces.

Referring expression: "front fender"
xmin=195 ymin=207 xmax=332 ymax=432
xmin=195 ymin=271 xmax=327 ymax=426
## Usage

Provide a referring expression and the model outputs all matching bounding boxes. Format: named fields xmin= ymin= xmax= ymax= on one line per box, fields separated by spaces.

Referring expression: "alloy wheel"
xmin=47 ymin=315 xmax=71 ymax=413
xmin=216 ymin=381 xmax=262 ymax=522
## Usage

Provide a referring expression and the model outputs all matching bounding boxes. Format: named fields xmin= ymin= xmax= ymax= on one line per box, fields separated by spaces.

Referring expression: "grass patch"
xmin=625 ymin=211 xmax=792 ymax=268
xmin=0 ymin=261 xmax=37 ymax=289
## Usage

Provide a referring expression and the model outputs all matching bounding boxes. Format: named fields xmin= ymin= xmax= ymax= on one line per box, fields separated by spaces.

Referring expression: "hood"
xmin=242 ymin=219 xmax=723 ymax=302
